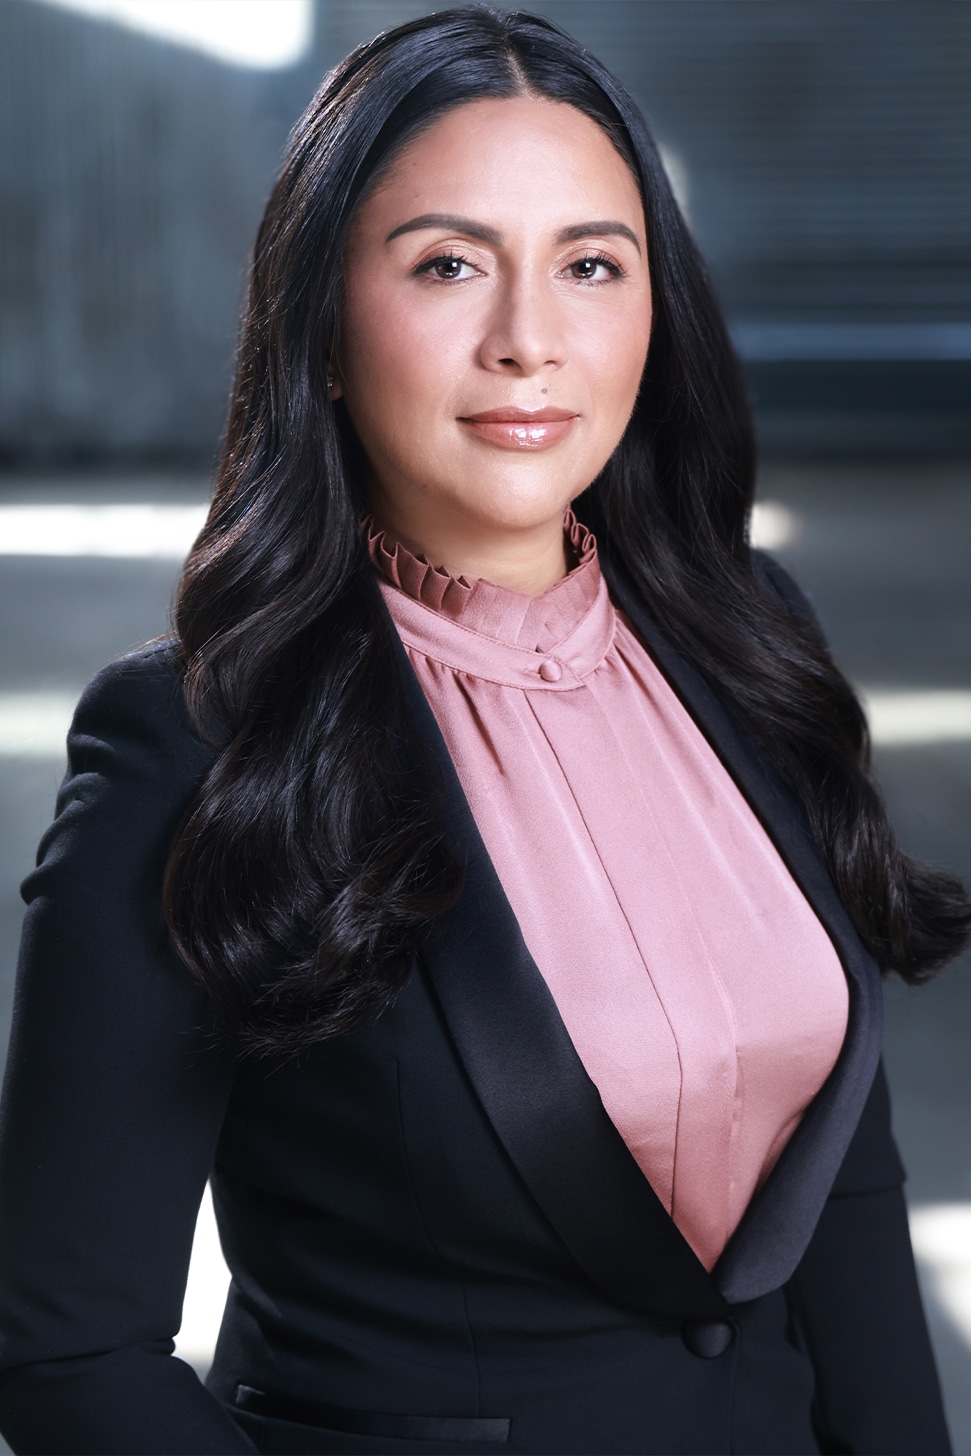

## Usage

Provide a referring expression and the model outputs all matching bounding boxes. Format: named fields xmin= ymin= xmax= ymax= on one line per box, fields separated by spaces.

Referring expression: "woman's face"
xmin=335 ymin=94 xmax=652 ymax=572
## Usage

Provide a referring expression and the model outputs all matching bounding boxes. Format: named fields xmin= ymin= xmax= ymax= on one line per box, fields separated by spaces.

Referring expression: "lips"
xmin=459 ymin=406 xmax=578 ymax=450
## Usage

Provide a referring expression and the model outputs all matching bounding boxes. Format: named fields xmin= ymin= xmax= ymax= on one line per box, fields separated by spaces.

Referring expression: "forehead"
xmin=356 ymin=94 xmax=645 ymax=237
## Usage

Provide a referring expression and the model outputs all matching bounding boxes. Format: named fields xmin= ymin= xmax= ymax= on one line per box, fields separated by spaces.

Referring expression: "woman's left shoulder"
xmin=753 ymin=550 xmax=816 ymax=621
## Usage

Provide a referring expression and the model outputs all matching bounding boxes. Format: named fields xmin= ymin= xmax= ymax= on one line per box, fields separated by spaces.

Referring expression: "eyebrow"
xmin=385 ymin=213 xmax=642 ymax=253
xmin=385 ymin=214 xmax=502 ymax=245
xmin=556 ymin=220 xmax=641 ymax=253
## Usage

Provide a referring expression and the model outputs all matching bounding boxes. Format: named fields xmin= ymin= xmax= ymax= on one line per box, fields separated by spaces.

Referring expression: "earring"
xmin=326 ymin=374 xmax=335 ymax=391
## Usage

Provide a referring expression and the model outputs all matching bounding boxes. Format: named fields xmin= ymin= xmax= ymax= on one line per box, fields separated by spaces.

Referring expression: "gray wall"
xmin=0 ymin=0 xmax=312 ymax=462
xmin=2 ymin=0 xmax=969 ymax=463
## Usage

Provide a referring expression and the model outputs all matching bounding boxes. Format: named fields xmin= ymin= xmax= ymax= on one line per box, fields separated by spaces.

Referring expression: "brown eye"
xmin=568 ymin=255 xmax=622 ymax=282
xmin=416 ymin=253 xmax=476 ymax=282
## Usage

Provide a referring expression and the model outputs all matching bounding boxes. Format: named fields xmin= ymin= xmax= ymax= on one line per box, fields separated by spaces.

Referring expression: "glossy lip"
xmin=458 ymin=406 xmax=579 ymax=450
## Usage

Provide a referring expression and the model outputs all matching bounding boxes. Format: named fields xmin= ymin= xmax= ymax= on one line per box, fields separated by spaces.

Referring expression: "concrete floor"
xmin=0 ymin=462 xmax=969 ymax=1451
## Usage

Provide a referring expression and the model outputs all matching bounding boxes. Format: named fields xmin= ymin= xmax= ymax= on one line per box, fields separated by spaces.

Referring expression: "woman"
xmin=0 ymin=8 xmax=967 ymax=1454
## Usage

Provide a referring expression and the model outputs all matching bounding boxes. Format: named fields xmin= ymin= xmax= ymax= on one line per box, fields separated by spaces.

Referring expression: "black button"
xmin=682 ymin=1319 xmax=735 ymax=1358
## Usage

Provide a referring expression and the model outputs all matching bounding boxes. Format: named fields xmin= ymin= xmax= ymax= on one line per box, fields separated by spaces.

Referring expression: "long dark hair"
xmin=168 ymin=5 xmax=970 ymax=1055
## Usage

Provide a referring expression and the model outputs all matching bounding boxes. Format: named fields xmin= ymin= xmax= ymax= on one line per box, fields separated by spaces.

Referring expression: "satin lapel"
xmin=604 ymin=562 xmax=884 ymax=1305
xmin=392 ymin=633 xmax=728 ymax=1323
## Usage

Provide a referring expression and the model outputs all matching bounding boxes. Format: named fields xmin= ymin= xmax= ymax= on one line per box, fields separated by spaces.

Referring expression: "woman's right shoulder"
xmin=23 ymin=638 xmax=216 ymax=906
xmin=69 ymin=634 xmax=214 ymax=788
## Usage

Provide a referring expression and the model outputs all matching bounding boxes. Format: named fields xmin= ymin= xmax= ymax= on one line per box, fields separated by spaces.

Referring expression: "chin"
xmin=467 ymin=497 xmax=574 ymax=534
xmin=452 ymin=476 xmax=578 ymax=527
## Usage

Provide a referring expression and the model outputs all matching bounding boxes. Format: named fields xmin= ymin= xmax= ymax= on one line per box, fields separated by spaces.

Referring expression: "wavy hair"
xmin=167 ymin=4 xmax=970 ymax=1054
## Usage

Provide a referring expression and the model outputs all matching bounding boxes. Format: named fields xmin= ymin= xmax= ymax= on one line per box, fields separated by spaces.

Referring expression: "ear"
xmin=325 ymin=338 xmax=345 ymax=400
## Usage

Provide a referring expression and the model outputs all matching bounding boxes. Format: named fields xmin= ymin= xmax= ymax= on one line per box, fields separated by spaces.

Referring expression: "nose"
xmin=478 ymin=270 xmax=566 ymax=377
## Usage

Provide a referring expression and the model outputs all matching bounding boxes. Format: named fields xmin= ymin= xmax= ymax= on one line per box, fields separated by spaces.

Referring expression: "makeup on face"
xmin=458 ymin=406 xmax=578 ymax=450
xmin=336 ymin=94 xmax=652 ymax=595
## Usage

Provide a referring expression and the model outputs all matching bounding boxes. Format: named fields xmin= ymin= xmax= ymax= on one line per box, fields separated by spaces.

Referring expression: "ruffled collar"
xmin=367 ymin=508 xmax=607 ymax=658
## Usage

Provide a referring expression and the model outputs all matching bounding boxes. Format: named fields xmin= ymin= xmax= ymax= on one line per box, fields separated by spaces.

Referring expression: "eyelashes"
xmin=569 ymin=250 xmax=624 ymax=281
xmin=414 ymin=251 xmax=475 ymax=282
xmin=412 ymin=249 xmax=627 ymax=283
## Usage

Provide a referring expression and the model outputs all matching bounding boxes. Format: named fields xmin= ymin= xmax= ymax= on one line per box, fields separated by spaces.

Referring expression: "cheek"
xmin=342 ymin=282 xmax=466 ymax=398
xmin=583 ymin=308 xmax=650 ymax=416
xmin=339 ymin=291 xmax=455 ymax=475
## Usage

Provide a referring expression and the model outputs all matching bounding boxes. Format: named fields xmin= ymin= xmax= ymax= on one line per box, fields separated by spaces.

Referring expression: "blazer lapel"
xmin=603 ymin=559 xmax=884 ymax=1305
xmin=387 ymin=538 xmax=883 ymax=1316
xmin=395 ymin=636 xmax=728 ymax=1324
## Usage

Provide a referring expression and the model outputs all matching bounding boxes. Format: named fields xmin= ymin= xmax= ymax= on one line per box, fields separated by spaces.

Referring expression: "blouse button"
xmin=538 ymin=658 xmax=562 ymax=682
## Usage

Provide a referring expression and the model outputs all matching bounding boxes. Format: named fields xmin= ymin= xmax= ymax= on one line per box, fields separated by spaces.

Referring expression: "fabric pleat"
xmin=371 ymin=513 xmax=848 ymax=1269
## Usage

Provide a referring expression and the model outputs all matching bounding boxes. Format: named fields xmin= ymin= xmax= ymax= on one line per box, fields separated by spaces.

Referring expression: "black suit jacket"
xmin=0 ymin=558 xmax=951 ymax=1455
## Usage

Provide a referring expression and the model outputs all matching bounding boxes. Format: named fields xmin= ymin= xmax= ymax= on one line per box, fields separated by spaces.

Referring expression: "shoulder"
xmin=72 ymin=633 xmax=200 ymax=747
xmin=24 ymin=638 xmax=215 ymax=905
xmin=66 ymin=635 xmax=213 ymax=789
xmin=753 ymin=549 xmax=834 ymax=652
xmin=753 ymin=549 xmax=819 ymax=624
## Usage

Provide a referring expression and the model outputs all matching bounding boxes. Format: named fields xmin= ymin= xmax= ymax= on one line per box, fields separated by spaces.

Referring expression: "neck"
xmin=368 ymin=503 xmax=572 ymax=597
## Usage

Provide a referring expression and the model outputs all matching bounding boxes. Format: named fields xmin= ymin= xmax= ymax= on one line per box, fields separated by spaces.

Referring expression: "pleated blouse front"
xmin=371 ymin=513 xmax=849 ymax=1270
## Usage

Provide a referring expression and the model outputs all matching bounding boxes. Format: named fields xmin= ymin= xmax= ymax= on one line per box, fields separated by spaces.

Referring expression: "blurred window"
xmin=32 ymin=0 xmax=312 ymax=68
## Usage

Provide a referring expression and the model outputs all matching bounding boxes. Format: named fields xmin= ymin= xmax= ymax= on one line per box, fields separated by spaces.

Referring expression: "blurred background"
xmin=1 ymin=0 xmax=969 ymax=1448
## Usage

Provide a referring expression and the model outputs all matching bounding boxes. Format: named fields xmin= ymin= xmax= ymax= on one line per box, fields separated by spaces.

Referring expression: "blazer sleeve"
xmin=787 ymin=1063 xmax=951 ymax=1456
xmin=0 ymin=646 xmax=255 ymax=1455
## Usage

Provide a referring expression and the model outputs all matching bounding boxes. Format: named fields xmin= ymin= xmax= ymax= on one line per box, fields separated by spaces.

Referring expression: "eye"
xmin=567 ymin=253 xmax=624 ymax=283
xmin=415 ymin=252 xmax=478 ymax=282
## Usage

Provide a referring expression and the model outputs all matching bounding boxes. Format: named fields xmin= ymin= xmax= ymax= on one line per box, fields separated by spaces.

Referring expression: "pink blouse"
xmin=371 ymin=513 xmax=848 ymax=1270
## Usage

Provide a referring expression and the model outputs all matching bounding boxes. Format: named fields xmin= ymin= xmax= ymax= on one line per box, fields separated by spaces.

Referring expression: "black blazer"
xmin=0 ymin=557 xmax=950 ymax=1456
